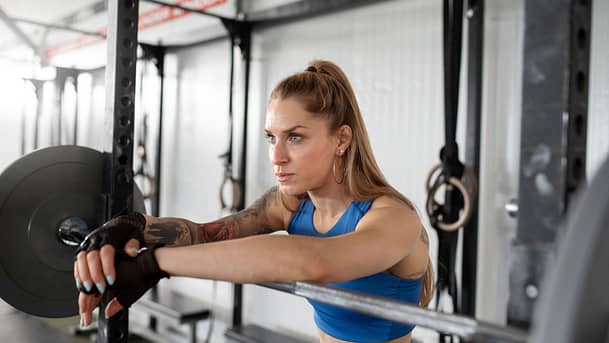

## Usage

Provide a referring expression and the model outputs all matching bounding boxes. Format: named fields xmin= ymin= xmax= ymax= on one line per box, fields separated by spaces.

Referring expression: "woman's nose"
xmin=271 ymin=143 xmax=288 ymax=165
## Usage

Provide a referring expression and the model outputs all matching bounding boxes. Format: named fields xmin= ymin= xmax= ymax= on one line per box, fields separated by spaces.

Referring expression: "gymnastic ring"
xmin=425 ymin=163 xmax=478 ymax=201
xmin=426 ymin=176 xmax=473 ymax=231
xmin=425 ymin=164 xmax=443 ymax=193
xmin=220 ymin=176 xmax=242 ymax=212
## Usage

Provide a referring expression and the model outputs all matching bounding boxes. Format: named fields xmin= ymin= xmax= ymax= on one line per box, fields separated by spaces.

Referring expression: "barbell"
xmin=0 ymin=144 xmax=607 ymax=342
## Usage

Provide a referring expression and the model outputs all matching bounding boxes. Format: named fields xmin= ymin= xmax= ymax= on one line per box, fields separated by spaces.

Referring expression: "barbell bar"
xmin=260 ymin=282 xmax=528 ymax=343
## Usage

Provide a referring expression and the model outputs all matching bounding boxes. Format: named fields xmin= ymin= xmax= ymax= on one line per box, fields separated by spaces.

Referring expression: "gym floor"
xmin=0 ymin=299 xmax=214 ymax=343
xmin=0 ymin=299 xmax=86 ymax=343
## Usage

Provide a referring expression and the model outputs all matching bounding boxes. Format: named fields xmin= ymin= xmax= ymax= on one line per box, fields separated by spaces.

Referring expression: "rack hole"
xmin=118 ymin=155 xmax=128 ymax=165
xmin=575 ymin=114 xmax=585 ymax=137
xmin=118 ymin=136 xmax=130 ymax=146
xmin=120 ymin=96 xmax=131 ymax=107
xmin=122 ymin=58 xmax=133 ymax=68
xmin=121 ymin=78 xmax=132 ymax=89
xmin=123 ymin=39 xmax=134 ymax=49
xmin=123 ymin=19 xmax=135 ymax=29
xmin=119 ymin=116 xmax=130 ymax=127
xmin=575 ymin=71 xmax=586 ymax=93
xmin=577 ymin=28 xmax=587 ymax=50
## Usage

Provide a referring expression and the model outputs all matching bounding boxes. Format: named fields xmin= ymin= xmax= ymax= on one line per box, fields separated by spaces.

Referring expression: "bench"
xmin=132 ymin=287 xmax=212 ymax=343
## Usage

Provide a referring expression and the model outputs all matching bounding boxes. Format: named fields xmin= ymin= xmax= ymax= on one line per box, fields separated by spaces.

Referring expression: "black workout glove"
xmin=108 ymin=245 xmax=169 ymax=309
xmin=75 ymin=212 xmax=147 ymax=294
xmin=76 ymin=212 xmax=146 ymax=255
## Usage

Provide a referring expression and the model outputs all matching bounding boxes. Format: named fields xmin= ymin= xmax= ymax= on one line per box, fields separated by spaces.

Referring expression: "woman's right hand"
xmin=74 ymin=212 xmax=147 ymax=325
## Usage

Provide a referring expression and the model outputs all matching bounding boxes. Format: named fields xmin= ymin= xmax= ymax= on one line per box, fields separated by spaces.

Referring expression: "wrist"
xmin=154 ymin=247 xmax=169 ymax=276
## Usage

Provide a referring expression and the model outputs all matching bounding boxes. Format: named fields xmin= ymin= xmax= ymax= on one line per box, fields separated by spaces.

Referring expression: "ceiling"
xmin=0 ymin=0 xmax=237 ymax=69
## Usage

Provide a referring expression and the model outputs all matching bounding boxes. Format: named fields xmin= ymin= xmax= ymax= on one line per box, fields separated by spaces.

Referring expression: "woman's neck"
xmin=307 ymin=184 xmax=352 ymax=219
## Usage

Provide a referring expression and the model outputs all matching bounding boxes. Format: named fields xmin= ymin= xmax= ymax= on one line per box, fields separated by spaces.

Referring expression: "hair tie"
xmin=305 ymin=66 xmax=318 ymax=73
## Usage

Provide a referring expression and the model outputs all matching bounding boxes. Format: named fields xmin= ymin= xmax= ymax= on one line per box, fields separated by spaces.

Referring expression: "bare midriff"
xmin=318 ymin=330 xmax=412 ymax=343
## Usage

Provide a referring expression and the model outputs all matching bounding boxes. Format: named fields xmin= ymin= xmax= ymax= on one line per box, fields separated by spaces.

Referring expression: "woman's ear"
xmin=336 ymin=124 xmax=353 ymax=155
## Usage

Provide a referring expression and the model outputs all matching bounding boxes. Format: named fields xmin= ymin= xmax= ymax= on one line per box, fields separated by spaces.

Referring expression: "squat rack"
xmin=96 ymin=0 xmax=592 ymax=341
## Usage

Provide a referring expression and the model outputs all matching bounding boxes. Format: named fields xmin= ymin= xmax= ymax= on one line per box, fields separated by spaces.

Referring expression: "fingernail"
xmin=76 ymin=279 xmax=81 ymax=290
xmin=129 ymin=246 xmax=138 ymax=254
xmin=80 ymin=318 xmax=85 ymax=328
xmin=83 ymin=281 xmax=92 ymax=292
xmin=96 ymin=282 xmax=105 ymax=294
xmin=106 ymin=275 xmax=115 ymax=286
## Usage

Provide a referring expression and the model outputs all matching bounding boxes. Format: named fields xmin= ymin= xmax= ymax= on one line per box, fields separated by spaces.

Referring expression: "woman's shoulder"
xmin=357 ymin=195 xmax=422 ymax=233
xmin=369 ymin=195 xmax=416 ymax=213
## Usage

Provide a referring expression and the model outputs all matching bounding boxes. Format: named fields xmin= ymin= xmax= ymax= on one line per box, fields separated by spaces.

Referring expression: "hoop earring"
xmin=332 ymin=157 xmax=346 ymax=184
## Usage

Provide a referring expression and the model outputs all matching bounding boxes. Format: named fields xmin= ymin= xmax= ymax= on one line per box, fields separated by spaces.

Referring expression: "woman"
xmin=75 ymin=60 xmax=433 ymax=343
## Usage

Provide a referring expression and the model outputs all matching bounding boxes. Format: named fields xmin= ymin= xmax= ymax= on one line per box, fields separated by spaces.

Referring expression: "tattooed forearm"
xmin=195 ymin=219 xmax=240 ymax=243
xmin=145 ymin=219 xmax=194 ymax=246
xmin=144 ymin=186 xmax=280 ymax=246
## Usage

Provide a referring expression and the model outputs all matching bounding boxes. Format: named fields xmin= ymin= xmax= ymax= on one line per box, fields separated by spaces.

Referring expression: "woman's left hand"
xmin=105 ymin=245 xmax=169 ymax=317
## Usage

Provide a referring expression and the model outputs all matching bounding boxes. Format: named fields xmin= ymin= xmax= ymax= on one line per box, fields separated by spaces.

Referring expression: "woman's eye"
xmin=265 ymin=134 xmax=276 ymax=144
xmin=288 ymin=134 xmax=301 ymax=142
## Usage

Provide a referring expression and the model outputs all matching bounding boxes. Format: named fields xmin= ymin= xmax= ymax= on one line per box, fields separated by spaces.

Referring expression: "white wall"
xmin=587 ymin=0 xmax=609 ymax=176
xmin=475 ymin=0 xmax=524 ymax=323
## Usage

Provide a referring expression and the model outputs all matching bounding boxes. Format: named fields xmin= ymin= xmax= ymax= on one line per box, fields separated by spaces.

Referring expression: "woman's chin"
xmin=278 ymin=183 xmax=304 ymax=196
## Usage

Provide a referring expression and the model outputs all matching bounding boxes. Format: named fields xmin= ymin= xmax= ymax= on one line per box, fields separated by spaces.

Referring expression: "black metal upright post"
xmin=99 ymin=0 xmax=140 ymax=342
xmin=461 ymin=0 xmax=484 ymax=317
xmin=230 ymin=20 xmax=252 ymax=329
xmin=140 ymin=44 xmax=166 ymax=218
xmin=509 ymin=0 xmax=591 ymax=328
xmin=139 ymin=44 xmax=166 ymax=333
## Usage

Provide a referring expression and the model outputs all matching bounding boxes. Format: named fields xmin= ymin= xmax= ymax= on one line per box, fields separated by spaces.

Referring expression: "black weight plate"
xmin=0 ymin=146 xmax=107 ymax=318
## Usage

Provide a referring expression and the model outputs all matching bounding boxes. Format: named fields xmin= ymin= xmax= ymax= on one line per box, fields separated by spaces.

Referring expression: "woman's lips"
xmin=275 ymin=172 xmax=294 ymax=182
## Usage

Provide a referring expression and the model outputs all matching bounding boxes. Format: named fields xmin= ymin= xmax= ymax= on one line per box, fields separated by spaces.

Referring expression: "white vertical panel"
xmin=475 ymin=0 xmax=524 ymax=324
xmin=587 ymin=0 xmax=609 ymax=176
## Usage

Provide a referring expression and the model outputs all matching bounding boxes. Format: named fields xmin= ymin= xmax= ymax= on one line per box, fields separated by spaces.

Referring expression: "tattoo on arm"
xmin=145 ymin=219 xmax=194 ymax=246
xmin=145 ymin=186 xmax=280 ymax=246
xmin=195 ymin=219 xmax=240 ymax=244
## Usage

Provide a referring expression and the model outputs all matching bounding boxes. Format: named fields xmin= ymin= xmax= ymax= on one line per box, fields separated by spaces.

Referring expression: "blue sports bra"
xmin=288 ymin=198 xmax=424 ymax=342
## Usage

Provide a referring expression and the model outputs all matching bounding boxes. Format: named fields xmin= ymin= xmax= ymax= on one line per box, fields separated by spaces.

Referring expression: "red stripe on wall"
xmin=45 ymin=0 xmax=227 ymax=59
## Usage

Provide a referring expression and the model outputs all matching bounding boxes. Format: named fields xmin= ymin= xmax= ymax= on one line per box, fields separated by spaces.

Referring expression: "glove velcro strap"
xmin=138 ymin=245 xmax=169 ymax=279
